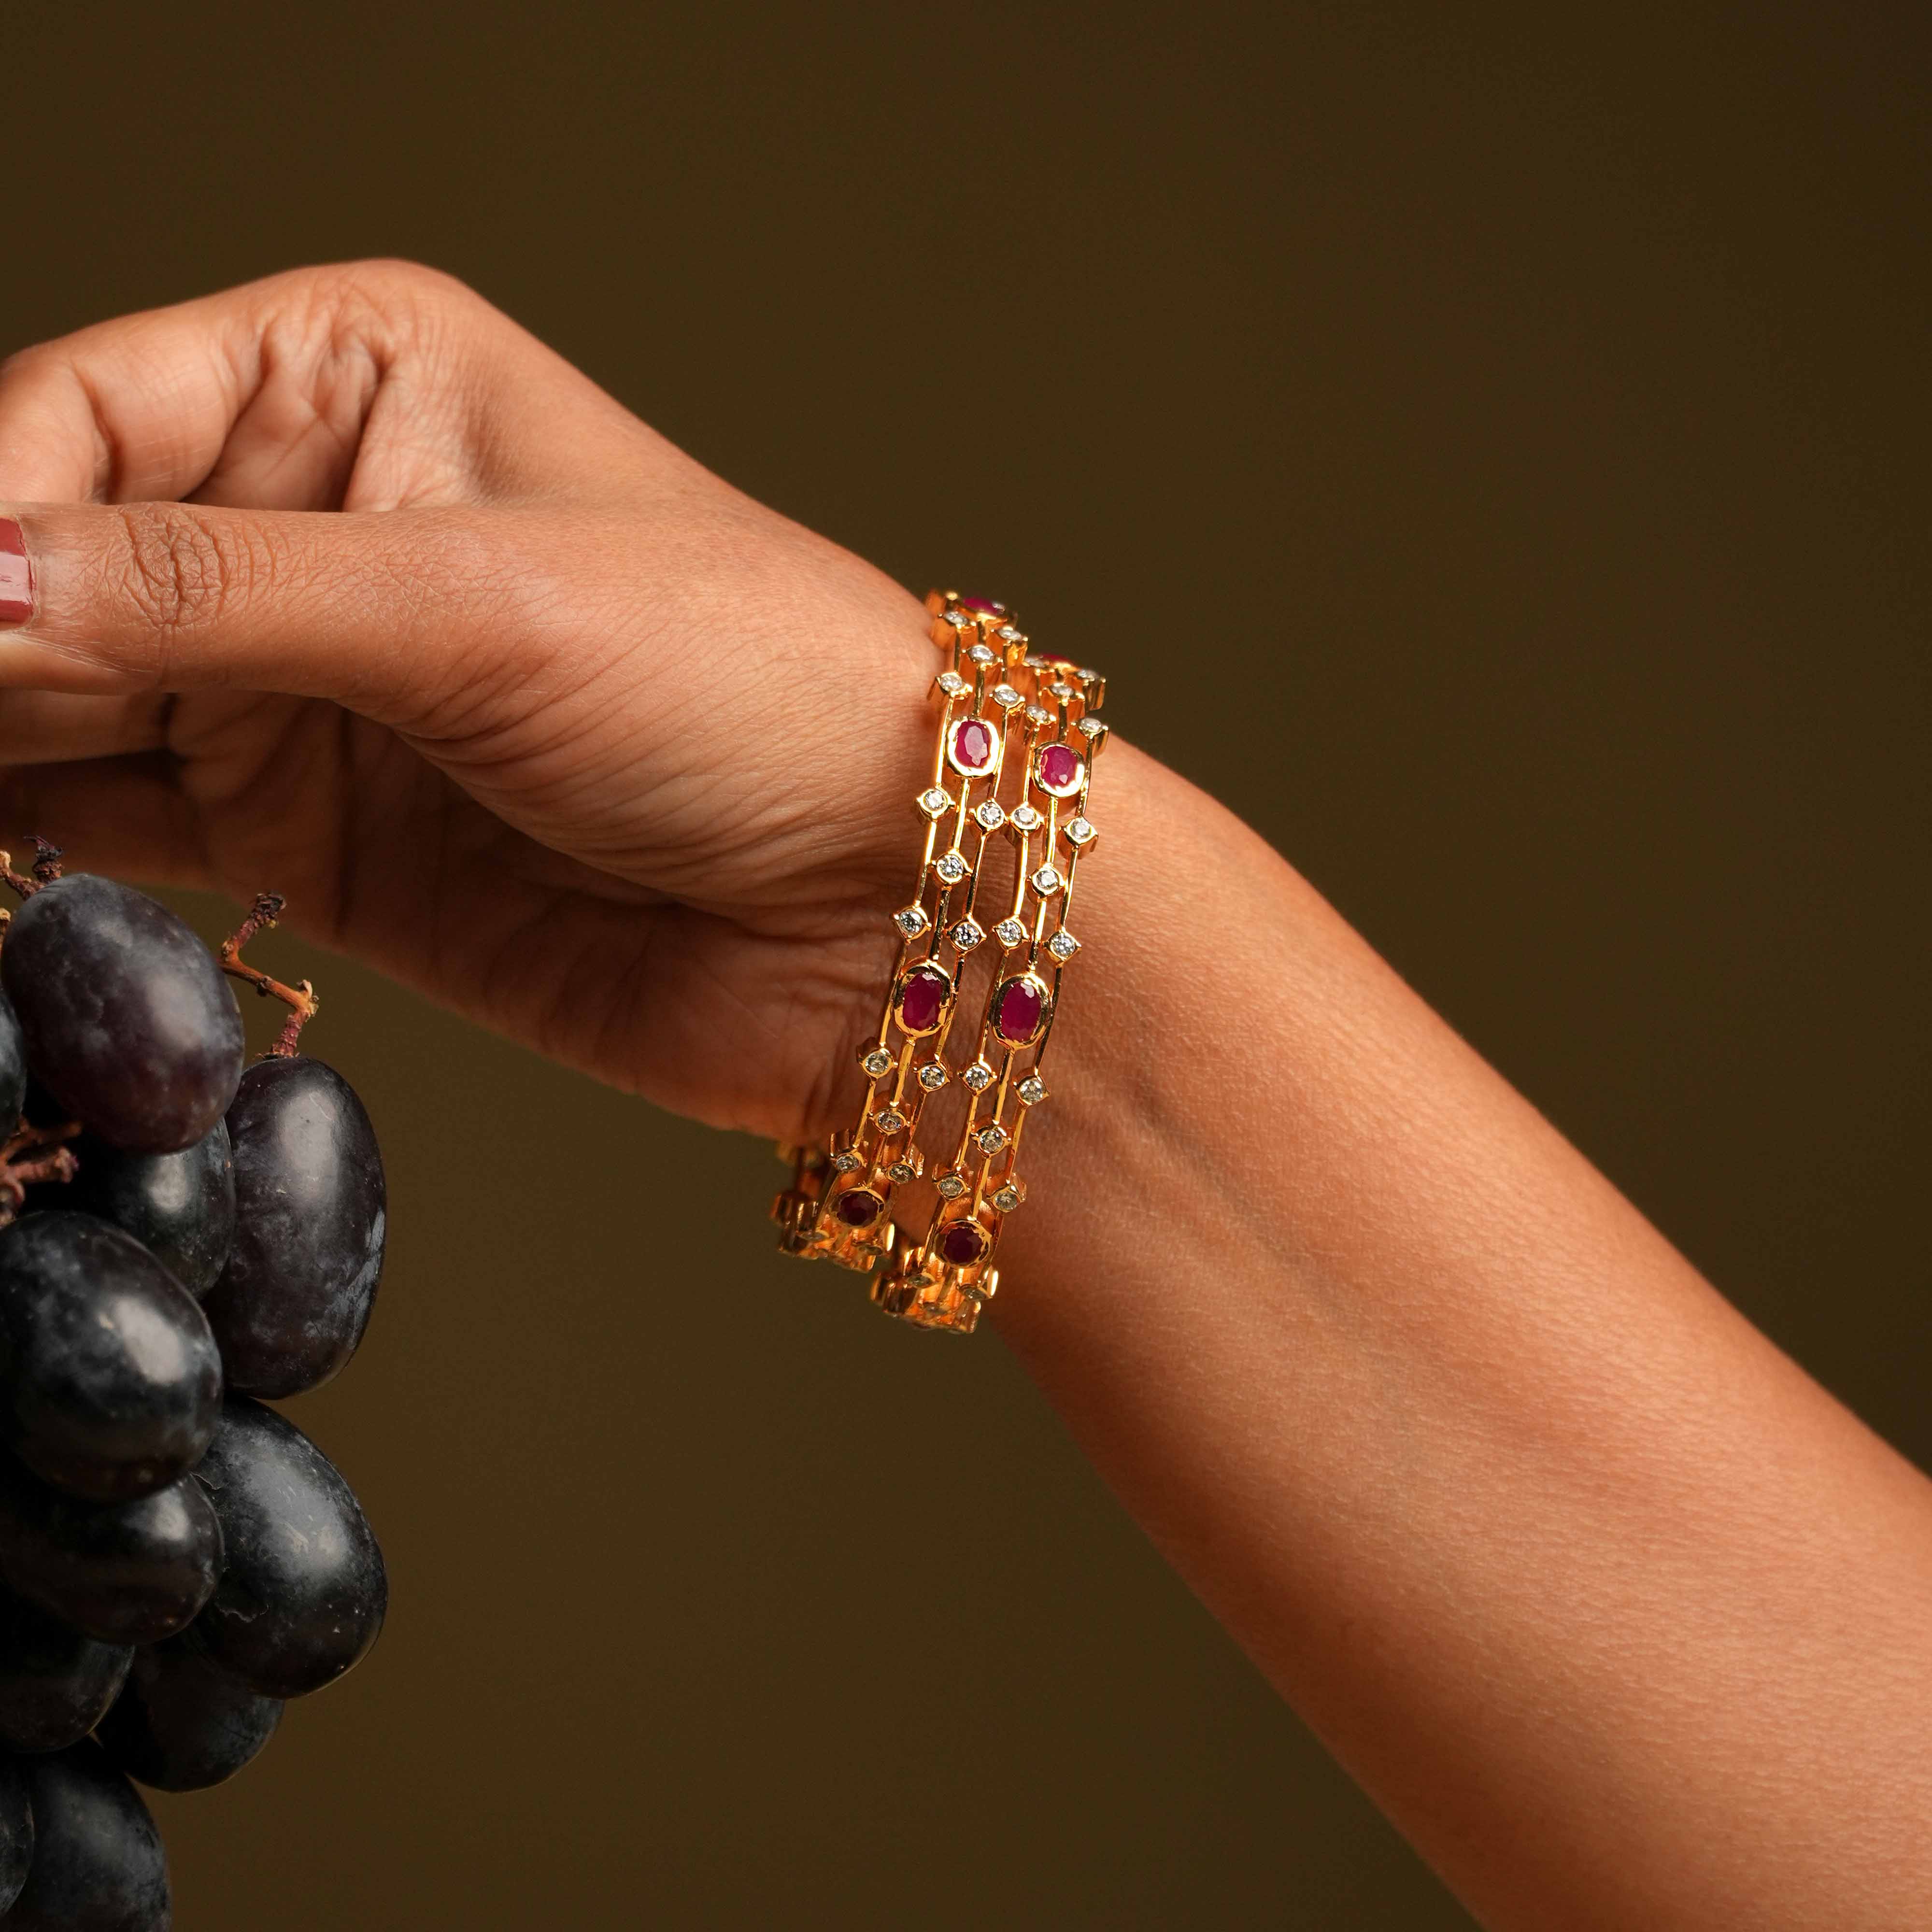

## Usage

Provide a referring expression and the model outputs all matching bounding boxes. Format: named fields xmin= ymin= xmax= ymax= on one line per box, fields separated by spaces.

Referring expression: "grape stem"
xmin=0 ymin=838 xmax=64 ymax=901
xmin=219 ymin=893 xmax=320 ymax=1058
xmin=0 ymin=1117 xmax=80 ymax=1226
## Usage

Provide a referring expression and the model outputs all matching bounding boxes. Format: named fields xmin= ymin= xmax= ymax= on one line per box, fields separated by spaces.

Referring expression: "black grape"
xmin=0 ymin=874 xmax=243 ymax=1154
xmin=0 ymin=1462 xmax=221 ymax=1647
xmin=0 ymin=1754 xmax=30 ymax=1914
xmin=0 ymin=992 xmax=25 ymax=1129
xmin=0 ymin=1213 xmax=222 ymax=1501
xmin=193 ymin=1398 xmax=385 ymax=1697
xmin=201 ymin=1056 xmax=385 ymax=1397
xmin=6 ymin=1741 xmax=168 ymax=1930
xmin=56 ymin=1122 xmax=236 ymax=1299
xmin=97 ymin=1634 xmax=281 ymax=1792
xmin=0 ymin=1586 xmax=131 ymax=1753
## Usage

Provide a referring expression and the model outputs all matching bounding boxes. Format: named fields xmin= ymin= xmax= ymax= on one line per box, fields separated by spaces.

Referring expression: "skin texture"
xmin=0 ymin=263 xmax=1924 ymax=1928
xmin=199 ymin=1057 xmax=384 ymax=1396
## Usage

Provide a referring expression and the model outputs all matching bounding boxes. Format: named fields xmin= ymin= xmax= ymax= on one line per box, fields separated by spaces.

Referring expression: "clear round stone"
xmin=1017 ymin=1075 xmax=1047 ymax=1106
xmin=976 ymin=1124 xmax=1009 ymax=1154
xmin=962 ymin=1062 xmax=995 ymax=1093
xmin=831 ymin=1150 xmax=862 ymax=1173
xmin=991 ymin=683 xmax=1023 ymax=710
xmin=943 ymin=611 xmax=970 ymax=628
xmin=975 ymin=800 xmax=1006 ymax=831
xmin=894 ymin=906 xmax=930 ymax=937
xmin=889 ymin=1161 xmax=918 ymax=1184
xmin=936 ymin=669 xmax=968 ymax=696
xmin=1031 ymin=865 xmax=1064 ymax=896
xmin=936 ymin=1173 xmax=967 ymax=1200
xmin=997 ymin=626 xmax=1023 ymax=643
xmin=1064 ymin=817 xmax=1096 ymax=846
xmin=919 ymin=786 xmax=952 ymax=816
xmin=1049 ymin=682 xmax=1076 ymax=701
xmin=951 ymin=918 xmax=985 ymax=952
xmin=1047 ymin=929 xmax=1080 ymax=961
xmin=1023 ymin=654 xmax=1052 ymax=670
xmin=993 ymin=1183 xmax=1023 ymax=1211
xmin=935 ymin=851 xmax=969 ymax=884
xmin=967 ymin=642 xmax=996 ymax=664
xmin=1077 ymin=716 xmax=1106 ymax=739
xmin=861 ymin=1047 xmax=894 ymax=1078
xmin=1009 ymin=803 xmax=1043 ymax=831
xmin=1023 ymin=705 xmax=1053 ymax=727
xmin=994 ymin=917 xmax=1028 ymax=948
xmin=917 ymin=1062 xmax=949 ymax=1091
xmin=1077 ymin=667 xmax=1101 ymax=682
xmin=877 ymin=1108 xmax=908 ymax=1135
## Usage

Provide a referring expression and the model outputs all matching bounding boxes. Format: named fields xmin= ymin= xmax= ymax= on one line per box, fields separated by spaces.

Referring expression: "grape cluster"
xmin=0 ymin=846 xmax=386 ymax=1929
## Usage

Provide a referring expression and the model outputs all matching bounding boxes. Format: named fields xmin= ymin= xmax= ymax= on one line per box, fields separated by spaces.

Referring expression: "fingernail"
xmin=0 ymin=521 xmax=31 ymax=627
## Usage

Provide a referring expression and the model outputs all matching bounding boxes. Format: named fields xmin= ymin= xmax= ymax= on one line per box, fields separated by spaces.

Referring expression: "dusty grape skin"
xmin=0 ymin=993 xmax=25 ymax=1129
xmin=0 ymin=1754 xmax=31 ymax=1914
xmin=192 ymin=1398 xmax=385 ymax=1698
xmin=6 ymin=1741 xmax=168 ymax=1930
xmin=55 ymin=1123 xmax=236 ymax=1300
xmin=201 ymin=1056 xmax=385 ymax=1397
xmin=0 ymin=1213 xmax=223 ymax=1502
xmin=0 ymin=1586 xmax=132 ymax=1754
xmin=97 ymin=1633 xmax=281 ymax=1792
xmin=0 ymin=1461 xmax=222 ymax=1647
xmin=0 ymin=873 xmax=244 ymax=1154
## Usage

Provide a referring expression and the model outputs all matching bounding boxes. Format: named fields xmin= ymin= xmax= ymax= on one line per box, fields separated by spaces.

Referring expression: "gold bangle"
xmin=772 ymin=589 xmax=1108 ymax=1336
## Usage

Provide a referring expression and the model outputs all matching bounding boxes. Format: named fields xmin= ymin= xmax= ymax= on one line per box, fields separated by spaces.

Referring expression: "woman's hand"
xmin=0 ymin=261 xmax=935 ymax=1137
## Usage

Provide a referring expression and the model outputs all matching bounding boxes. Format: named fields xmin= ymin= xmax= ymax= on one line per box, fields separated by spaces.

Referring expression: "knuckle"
xmin=109 ymin=505 xmax=278 ymax=651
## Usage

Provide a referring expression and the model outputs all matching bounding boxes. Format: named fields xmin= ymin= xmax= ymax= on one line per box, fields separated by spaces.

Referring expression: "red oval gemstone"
xmin=1037 ymin=743 xmax=1082 ymax=795
xmin=938 ymin=1219 xmax=988 ymax=1267
xmin=895 ymin=964 xmax=951 ymax=1036
xmin=992 ymin=976 xmax=1048 ymax=1045
xmin=834 ymin=1187 xmax=884 ymax=1228
xmin=959 ymin=594 xmax=1006 ymax=616
xmin=951 ymin=717 xmax=997 ymax=772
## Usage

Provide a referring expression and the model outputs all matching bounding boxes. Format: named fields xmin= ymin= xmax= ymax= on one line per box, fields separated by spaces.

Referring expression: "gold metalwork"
xmin=772 ymin=590 xmax=1109 ymax=1333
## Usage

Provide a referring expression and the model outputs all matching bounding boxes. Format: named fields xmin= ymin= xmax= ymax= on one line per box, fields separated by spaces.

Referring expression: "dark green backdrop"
xmin=7 ymin=5 xmax=1927 ymax=1926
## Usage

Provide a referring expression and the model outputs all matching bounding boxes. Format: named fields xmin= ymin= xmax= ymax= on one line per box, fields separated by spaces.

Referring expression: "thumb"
xmin=0 ymin=501 xmax=556 ymax=727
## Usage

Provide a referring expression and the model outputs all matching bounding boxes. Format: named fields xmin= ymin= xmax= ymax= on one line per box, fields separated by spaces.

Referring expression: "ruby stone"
xmin=1037 ymin=742 xmax=1082 ymax=794
xmin=835 ymin=1188 xmax=884 ymax=1228
xmin=992 ymin=976 xmax=1047 ymax=1045
xmin=895 ymin=963 xmax=951 ymax=1036
xmin=952 ymin=717 xmax=997 ymax=772
xmin=959 ymin=594 xmax=1006 ymax=616
xmin=938 ymin=1219 xmax=988 ymax=1266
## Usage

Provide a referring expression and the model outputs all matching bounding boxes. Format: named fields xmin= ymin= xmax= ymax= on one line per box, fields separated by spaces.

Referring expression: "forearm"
xmin=997 ymin=744 xmax=1932 ymax=1930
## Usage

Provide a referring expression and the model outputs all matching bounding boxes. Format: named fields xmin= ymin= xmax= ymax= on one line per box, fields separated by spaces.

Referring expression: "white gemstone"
xmin=919 ymin=786 xmax=953 ymax=817
xmin=1077 ymin=667 xmax=1101 ymax=682
xmin=976 ymin=1124 xmax=1009 ymax=1154
xmin=967 ymin=642 xmax=996 ymax=665
xmin=861 ymin=1046 xmax=893 ymax=1078
xmin=917 ymin=1062 xmax=949 ymax=1091
xmin=1023 ymin=705 xmax=1052 ymax=728
xmin=936 ymin=669 xmax=968 ymax=696
xmin=991 ymin=683 xmax=1023 ymax=710
xmin=962 ymin=1062 xmax=995 ymax=1093
xmin=1047 ymin=929 xmax=1080 ymax=961
xmin=1017 ymin=1075 xmax=1047 ymax=1106
xmin=993 ymin=1183 xmax=1024 ymax=1211
xmin=994 ymin=917 xmax=1028 ymax=949
xmin=1077 ymin=716 xmax=1106 ymax=739
xmin=997 ymin=626 xmax=1023 ymax=643
xmin=1009 ymin=803 xmax=1043 ymax=832
xmin=1031 ymin=865 xmax=1064 ymax=897
xmin=831 ymin=1150 xmax=862 ymax=1173
xmin=894 ymin=906 xmax=930 ymax=937
xmin=1023 ymin=654 xmax=1052 ymax=670
xmin=1063 ymin=817 xmax=1096 ymax=846
xmin=936 ymin=1173 xmax=967 ymax=1200
xmin=974 ymin=799 xmax=1006 ymax=832
xmin=935 ymin=850 xmax=969 ymax=884
xmin=1049 ymin=682 xmax=1076 ymax=701
xmin=943 ymin=610 xmax=970 ymax=629
xmin=951 ymin=918 xmax=985 ymax=952
xmin=888 ymin=1160 xmax=918 ymax=1184
xmin=876 ymin=1108 xmax=908 ymax=1135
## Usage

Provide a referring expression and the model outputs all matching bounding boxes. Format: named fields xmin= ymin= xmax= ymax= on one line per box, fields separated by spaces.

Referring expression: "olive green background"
xmin=6 ymin=4 xmax=1928 ymax=1926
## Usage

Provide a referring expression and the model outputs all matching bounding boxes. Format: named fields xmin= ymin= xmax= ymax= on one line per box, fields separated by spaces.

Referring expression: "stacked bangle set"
xmin=772 ymin=590 xmax=1108 ymax=1335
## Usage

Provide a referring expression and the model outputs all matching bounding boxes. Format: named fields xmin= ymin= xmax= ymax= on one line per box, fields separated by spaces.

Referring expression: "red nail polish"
xmin=0 ymin=520 xmax=30 ymax=626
